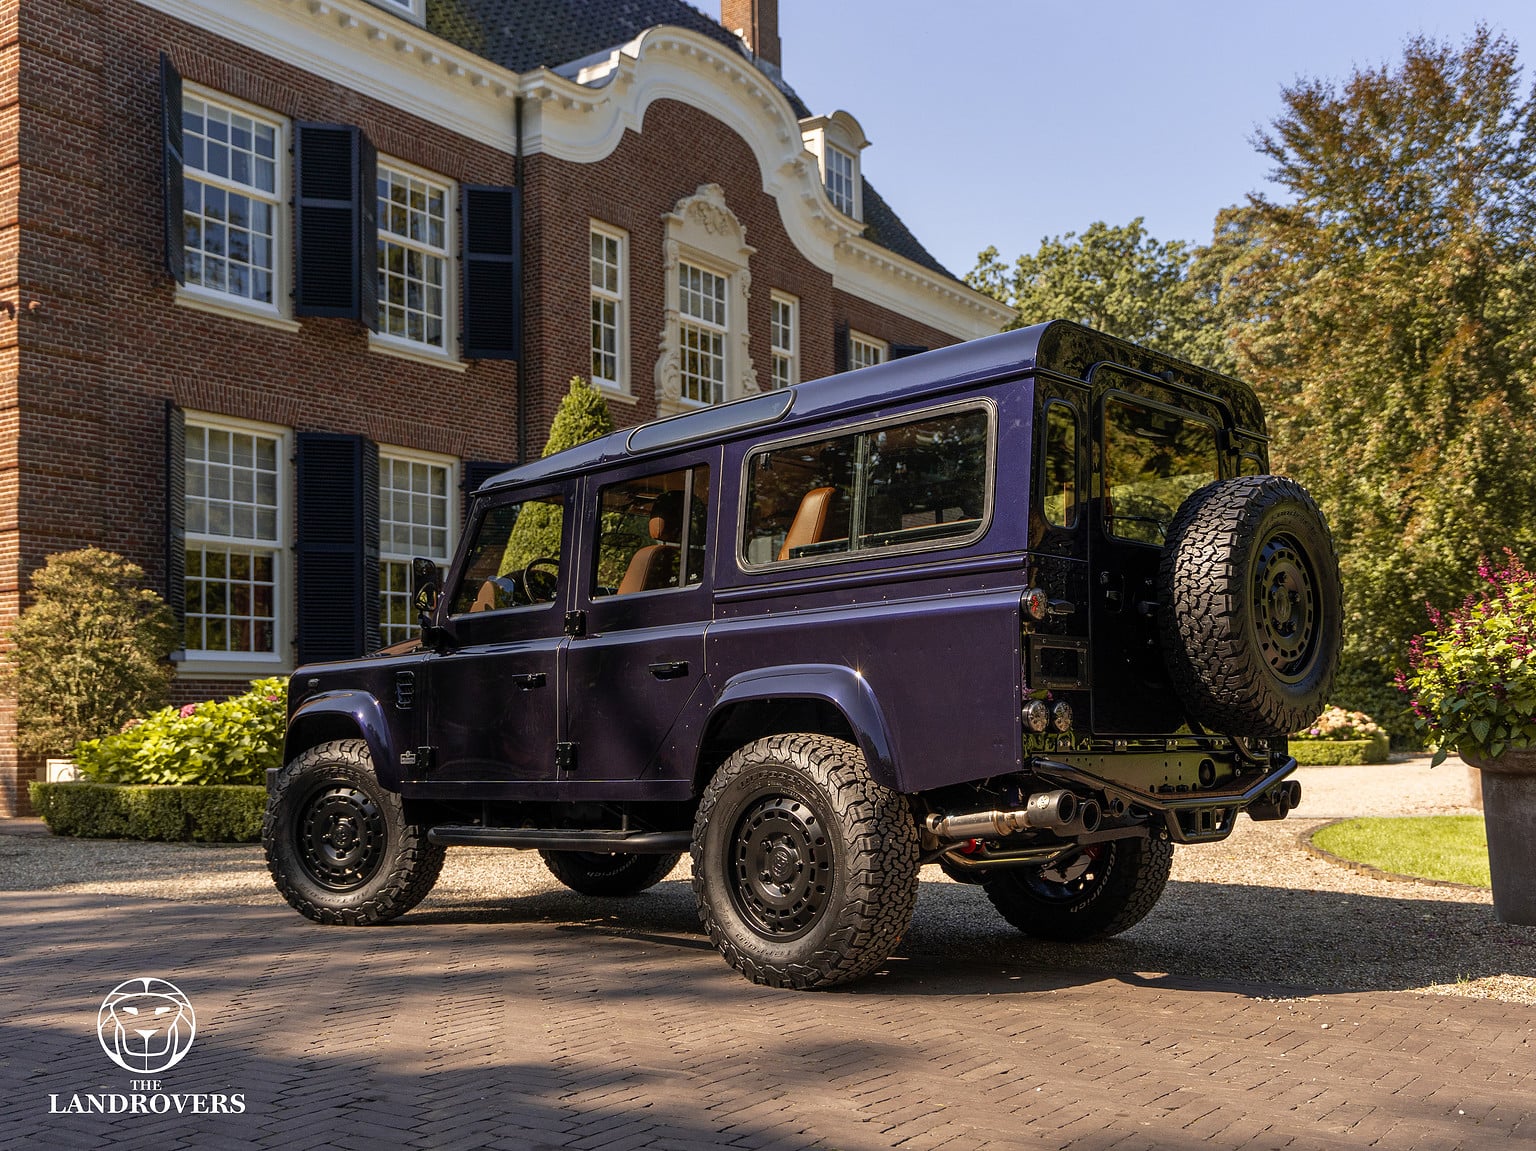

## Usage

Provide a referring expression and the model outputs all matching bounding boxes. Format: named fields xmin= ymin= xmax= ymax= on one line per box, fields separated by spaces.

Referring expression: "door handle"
xmin=512 ymin=672 xmax=547 ymax=689
xmin=648 ymin=660 xmax=690 ymax=680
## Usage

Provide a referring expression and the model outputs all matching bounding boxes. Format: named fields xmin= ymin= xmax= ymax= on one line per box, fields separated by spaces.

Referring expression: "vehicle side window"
xmin=743 ymin=407 xmax=990 ymax=566
xmin=448 ymin=493 xmax=564 ymax=615
xmin=1041 ymin=402 xmax=1078 ymax=529
xmin=1102 ymin=396 xmax=1217 ymax=545
xmin=594 ymin=466 xmax=710 ymax=596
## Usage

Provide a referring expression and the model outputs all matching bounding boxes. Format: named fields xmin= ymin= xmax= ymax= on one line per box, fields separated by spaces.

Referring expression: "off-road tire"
xmin=264 ymin=739 xmax=445 ymax=925
xmin=982 ymin=836 xmax=1173 ymax=941
xmin=1159 ymin=476 xmax=1342 ymax=737
xmin=692 ymin=734 xmax=921 ymax=989
xmin=539 ymin=850 xmax=682 ymax=897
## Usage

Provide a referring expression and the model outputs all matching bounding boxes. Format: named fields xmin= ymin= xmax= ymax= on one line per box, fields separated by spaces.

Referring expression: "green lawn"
xmin=1311 ymin=816 xmax=1491 ymax=887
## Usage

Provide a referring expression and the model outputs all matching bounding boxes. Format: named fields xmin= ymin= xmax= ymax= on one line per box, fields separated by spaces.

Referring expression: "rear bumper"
xmin=1030 ymin=754 xmax=1300 ymax=844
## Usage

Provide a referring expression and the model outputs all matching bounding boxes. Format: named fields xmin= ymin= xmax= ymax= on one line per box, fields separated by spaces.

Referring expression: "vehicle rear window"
xmin=1102 ymin=396 xmax=1217 ymax=545
xmin=743 ymin=407 xmax=991 ymax=567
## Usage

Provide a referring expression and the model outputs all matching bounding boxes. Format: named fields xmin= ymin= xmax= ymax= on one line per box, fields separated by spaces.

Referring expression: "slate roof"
xmin=425 ymin=0 xmax=957 ymax=282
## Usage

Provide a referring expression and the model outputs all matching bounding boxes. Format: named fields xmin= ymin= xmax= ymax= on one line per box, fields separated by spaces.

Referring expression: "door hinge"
xmin=556 ymin=742 xmax=577 ymax=773
xmin=564 ymin=610 xmax=586 ymax=638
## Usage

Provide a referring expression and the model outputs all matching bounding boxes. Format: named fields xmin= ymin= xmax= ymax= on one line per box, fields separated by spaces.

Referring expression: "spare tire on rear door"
xmin=1157 ymin=476 xmax=1342 ymax=737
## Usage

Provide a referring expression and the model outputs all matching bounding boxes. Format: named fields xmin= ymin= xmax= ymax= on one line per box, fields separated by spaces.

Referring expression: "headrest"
xmin=648 ymin=490 xmax=686 ymax=543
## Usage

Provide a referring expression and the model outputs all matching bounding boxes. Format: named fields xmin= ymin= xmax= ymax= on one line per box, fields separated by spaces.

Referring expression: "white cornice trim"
xmin=131 ymin=3 xmax=1007 ymax=341
xmin=835 ymin=238 xmax=1014 ymax=342
xmin=135 ymin=0 xmax=521 ymax=150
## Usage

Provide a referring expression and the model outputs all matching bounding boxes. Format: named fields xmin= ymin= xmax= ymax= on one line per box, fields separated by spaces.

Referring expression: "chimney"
xmin=721 ymin=0 xmax=781 ymax=69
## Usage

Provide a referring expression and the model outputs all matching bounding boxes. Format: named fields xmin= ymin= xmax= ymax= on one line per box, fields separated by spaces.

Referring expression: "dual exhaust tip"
xmin=1247 ymin=778 xmax=1302 ymax=821
xmin=925 ymin=788 xmax=1101 ymax=842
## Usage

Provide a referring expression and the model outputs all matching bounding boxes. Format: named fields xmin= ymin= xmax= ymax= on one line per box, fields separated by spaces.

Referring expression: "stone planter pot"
xmin=1461 ymin=748 xmax=1536 ymax=926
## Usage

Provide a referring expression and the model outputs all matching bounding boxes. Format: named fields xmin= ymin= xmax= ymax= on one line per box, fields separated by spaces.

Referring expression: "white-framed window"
xmin=824 ymin=145 xmax=857 ymax=216
xmin=376 ymin=161 xmax=453 ymax=354
xmin=366 ymin=0 xmax=424 ymax=24
xmin=183 ymin=416 xmax=288 ymax=662
xmin=378 ymin=449 xmax=457 ymax=647
xmin=590 ymin=223 xmax=628 ymax=391
xmin=679 ymin=261 xmax=728 ymax=406
xmin=770 ymin=292 xmax=798 ymax=389
xmin=181 ymin=91 xmax=285 ymax=313
xmin=850 ymin=331 xmax=887 ymax=371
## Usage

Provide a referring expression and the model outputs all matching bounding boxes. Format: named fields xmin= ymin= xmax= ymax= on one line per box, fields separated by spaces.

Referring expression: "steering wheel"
xmin=521 ymin=557 xmax=560 ymax=603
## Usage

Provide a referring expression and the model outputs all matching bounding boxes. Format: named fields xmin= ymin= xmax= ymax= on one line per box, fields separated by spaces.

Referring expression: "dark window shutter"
xmin=358 ymin=134 xmax=379 ymax=332
xmin=164 ymin=402 xmax=185 ymax=633
xmin=160 ymin=54 xmax=185 ymax=284
xmin=296 ymin=433 xmax=380 ymax=664
xmin=294 ymin=123 xmax=375 ymax=324
xmin=834 ymin=321 xmax=849 ymax=374
xmin=461 ymin=185 xmax=521 ymax=360
xmin=891 ymin=343 xmax=928 ymax=360
xmin=461 ymin=461 xmax=513 ymax=525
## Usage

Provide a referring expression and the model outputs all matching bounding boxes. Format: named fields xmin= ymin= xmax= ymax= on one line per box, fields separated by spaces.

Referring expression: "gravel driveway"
xmin=7 ymin=755 xmax=1532 ymax=1003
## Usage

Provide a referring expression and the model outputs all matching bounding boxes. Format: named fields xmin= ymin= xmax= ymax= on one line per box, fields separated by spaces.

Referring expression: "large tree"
xmin=969 ymin=219 xmax=1233 ymax=371
xmin=1221 ymin=27 xmax=1536 ymax=734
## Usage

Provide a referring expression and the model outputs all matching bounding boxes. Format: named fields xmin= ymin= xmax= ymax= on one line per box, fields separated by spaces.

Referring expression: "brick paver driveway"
xmin=3 ymin=869 xmax=1534 ymax=1151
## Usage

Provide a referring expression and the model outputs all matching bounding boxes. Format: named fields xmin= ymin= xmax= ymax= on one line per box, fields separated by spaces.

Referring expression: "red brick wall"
xmin=522 ymin=97 xmax=958 ymax=446
xmin=0 ymin=0 xmax=971 ymax=813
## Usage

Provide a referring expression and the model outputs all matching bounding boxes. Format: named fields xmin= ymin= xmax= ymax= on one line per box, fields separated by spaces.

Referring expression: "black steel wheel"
xmin=1159 ymin=476 xmax=1343 ymax=736
xmin=982 ymin=836 xmax=1173 ymax=942
xmin=539 ymin=850 xmax=682 ymax=897
xmin=692 ymin=734 xmax=920 ymax=989
xmin=264 ymin=739 xmax=445 ymax=925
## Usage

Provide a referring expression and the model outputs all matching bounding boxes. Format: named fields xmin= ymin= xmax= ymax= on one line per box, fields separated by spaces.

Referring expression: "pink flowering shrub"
xmin=1292 ymin=706 xmax=1387 ymax=743
xmin=1402 ymin=550 xmax=1536 ymax=766
xmin=73 ymin=677 xmax=288 ymax=785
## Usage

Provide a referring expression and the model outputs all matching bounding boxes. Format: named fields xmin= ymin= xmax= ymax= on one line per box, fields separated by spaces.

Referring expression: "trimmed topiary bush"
xmin=72 ymin=678 xmax=287 ymax=786
xmin=27 ymin=781 xmax=264 ymax=842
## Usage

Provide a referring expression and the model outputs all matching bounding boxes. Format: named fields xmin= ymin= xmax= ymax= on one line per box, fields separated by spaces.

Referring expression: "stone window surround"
xmin=654 ymin=184 xmax=757 ymax=417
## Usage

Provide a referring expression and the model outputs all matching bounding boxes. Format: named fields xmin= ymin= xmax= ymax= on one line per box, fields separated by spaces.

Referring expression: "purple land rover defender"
xmin=264 ymin=320 xmax=1342 ymax=988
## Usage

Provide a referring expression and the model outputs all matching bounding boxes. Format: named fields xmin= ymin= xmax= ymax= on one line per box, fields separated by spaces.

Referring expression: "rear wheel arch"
xmin=694 ymin=671 xmax=898 ymax=797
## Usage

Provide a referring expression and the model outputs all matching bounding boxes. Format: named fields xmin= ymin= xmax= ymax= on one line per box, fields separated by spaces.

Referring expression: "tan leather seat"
xmin=778 ymin=486 xmax=836 ymax=561
xmin=618 ymin=490 xmax=685 ymax=595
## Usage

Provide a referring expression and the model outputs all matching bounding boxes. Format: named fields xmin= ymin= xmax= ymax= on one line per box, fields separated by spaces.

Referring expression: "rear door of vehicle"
xmin=1089 ymin=366 xmax=1230 ymax=733
xmin=561 ymin=452 xmax=717 ymax=790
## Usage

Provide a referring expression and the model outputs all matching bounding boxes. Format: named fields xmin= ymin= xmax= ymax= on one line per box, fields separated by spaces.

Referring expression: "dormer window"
xmin=800 ymin=110 xmax=869 ymax=223
xmin=367 ymin=0 xmax=424 ymax=25
xmin=824 ymin=146 xmax=856 ymax=216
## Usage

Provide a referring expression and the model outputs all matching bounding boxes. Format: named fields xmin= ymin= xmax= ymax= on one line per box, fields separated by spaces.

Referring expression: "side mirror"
xmin=411 ymin=557 xmax=441 ymax=625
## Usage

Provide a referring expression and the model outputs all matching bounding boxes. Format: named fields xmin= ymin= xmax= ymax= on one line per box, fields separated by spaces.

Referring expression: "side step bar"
xmin=427 ymin=826 xmax=691 ymax=854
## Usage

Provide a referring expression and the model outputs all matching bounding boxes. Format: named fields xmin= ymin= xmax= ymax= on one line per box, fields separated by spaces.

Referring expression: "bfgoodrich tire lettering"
xmin=692 ymin=734 xmax=920 ymax=989
xmin=264 ymin=738 xmax=445 ymax=926
xmin=1158 ymin=476 xmax=1343 ymax=737
xmin=539 ymin=850 xmax=682 ymax=897
xmin=982 ymin=836 xmax=1173 ymax=941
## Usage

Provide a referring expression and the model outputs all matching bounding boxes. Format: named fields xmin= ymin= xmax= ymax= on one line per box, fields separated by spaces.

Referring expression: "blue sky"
xmin=777 ymin=1 xmax=1536 ymax=278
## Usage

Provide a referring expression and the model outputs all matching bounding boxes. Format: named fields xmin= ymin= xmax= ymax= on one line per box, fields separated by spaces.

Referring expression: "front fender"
xmin=707 ymin=664 xmax=900 ymax=790
xmin=285 ymin=691 xmax=399 ymax=790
